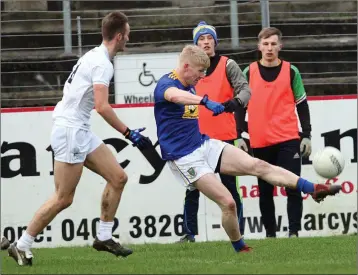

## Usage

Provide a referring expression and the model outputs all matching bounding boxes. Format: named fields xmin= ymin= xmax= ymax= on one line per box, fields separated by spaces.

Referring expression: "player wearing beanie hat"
xmin=178 ymin=21 xmax=251 ymax=247
xmin=193 ymin=21 xmax=218 ymax=46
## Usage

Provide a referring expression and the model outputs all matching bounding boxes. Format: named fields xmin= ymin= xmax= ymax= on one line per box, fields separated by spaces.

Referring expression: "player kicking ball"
xmin=153 ymin=45 xmax=342 ymax=253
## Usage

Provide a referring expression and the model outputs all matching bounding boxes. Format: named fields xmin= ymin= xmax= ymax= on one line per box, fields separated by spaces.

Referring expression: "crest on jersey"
xmin=182 ymin=105 xmax=199 ymax=119
xmin=187 ymin=167 xmax=196 ymax=178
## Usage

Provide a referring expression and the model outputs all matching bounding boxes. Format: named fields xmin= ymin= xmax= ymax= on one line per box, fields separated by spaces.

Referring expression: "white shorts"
xmin=50 ymin=125 xmax=103 ymax=164
xmin=167 ymin=139 xmax=227 ymax=191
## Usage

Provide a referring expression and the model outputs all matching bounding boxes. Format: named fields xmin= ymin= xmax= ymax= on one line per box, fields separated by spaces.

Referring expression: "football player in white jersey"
xmin=8 ymin=11 xmax=152 ymax=266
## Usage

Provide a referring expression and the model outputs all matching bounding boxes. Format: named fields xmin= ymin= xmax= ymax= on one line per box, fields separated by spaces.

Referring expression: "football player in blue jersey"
xmin=153 ymin=45 xmax=342 ymax=253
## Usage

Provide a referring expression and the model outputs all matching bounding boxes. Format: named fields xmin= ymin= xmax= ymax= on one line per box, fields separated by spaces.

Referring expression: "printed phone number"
xmin=3 ymin=214 xmax=185 ymax=243
xmin=61 ymin=215 xmax=185 ymax=241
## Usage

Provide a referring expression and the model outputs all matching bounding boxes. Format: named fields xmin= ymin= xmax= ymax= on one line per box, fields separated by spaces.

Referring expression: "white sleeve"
xmin=91 ymin=63 xmax=113 ymax=87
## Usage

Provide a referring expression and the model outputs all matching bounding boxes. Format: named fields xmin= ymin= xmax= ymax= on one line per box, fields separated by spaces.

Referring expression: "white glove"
xmin=300 ymin=137 xmax=312 ymax=158
xmin=237 ymin=138 xmax=248 ymax=152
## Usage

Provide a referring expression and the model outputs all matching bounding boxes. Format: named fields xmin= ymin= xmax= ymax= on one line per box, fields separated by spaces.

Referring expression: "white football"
xmin=312 ymin=146 xmax=345 ymax=179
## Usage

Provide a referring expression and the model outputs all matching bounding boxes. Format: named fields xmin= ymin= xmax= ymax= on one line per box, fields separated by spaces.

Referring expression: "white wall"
xmin=1 ymin=98 xmax=356 ymax=248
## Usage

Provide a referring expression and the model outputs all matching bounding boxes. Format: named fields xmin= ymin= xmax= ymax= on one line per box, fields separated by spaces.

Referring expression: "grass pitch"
xmin=1 ymin=235 xmax=356 ymax=274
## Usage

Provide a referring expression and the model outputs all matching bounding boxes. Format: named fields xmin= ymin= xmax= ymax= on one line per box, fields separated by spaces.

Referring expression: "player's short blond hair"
xmin=179 ymin=45 xmax=210 ymax=68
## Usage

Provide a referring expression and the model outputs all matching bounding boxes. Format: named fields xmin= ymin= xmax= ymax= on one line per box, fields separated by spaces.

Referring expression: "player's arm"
xmin=236 ymin=65 xmax=249 ymax=134
xmin=226 ymin=61 xmax=250 ymax=136
xmin=291 ymin=65 xmax=312 ymax=138
xmin=226 ymin=59 xmax=251 ymax=106
xmin=291 ymin=65 xmax=312 ymax=157
xmin=232 ymin=65 xmax=249 ymax=137
xmin=164 ymin=87 xmax=203 ymax=105
xmin=91 ymin=64 xmax=127 ymax=134
xmin=93 ymin=65 xmax=152 ymax=149
xmin=157 ymin=83 xmax=224 ymax=116
xmin=165 ymin=87 xmax=225 ymax=116
xmin=222 ymin=61 xmax=251 ymax=113
xmin=232 ymin=65 xmax=250 ymax=151
xmin=93 ymin=84 xmax=128 ymax=134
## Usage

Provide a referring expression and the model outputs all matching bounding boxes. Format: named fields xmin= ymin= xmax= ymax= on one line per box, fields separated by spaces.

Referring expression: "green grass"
xmin=2 ymin=235 xmax=356 ymax=274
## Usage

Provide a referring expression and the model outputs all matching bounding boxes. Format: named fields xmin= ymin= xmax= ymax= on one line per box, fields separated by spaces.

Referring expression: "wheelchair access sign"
xmin=139 ymin=62 xmax=158 ymax=87
xmin=113 ymin=52 xmax=180 ymax=104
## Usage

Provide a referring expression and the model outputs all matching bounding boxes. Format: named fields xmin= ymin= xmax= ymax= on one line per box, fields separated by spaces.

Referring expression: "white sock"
xmin=17 ymin=231 xmax=35 ymax=251
xmin=97 ymin=220 xmax=114 ymax=241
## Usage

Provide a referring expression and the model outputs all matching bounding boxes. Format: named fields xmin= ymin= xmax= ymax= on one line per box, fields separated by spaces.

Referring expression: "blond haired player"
xmin=153 ymin=45 xmax=342 ymax=253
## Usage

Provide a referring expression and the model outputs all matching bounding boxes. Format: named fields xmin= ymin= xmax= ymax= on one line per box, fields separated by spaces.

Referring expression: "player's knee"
xmin=118 ymin=171 xmax=128 ymax=186
xmin=221 ymin=197 xmax=237 ymax=214
xmin=56 ymin=194 xmax=74 ymax=210
xmin=252 ymin=158 xmax=271 ymax=177
xmin=111 ymin=171 xmax=128 ymax=190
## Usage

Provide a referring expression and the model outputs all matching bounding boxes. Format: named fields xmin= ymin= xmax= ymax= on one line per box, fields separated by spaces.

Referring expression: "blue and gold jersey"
xmin=154 ymin=71 xmax=209 ymax=160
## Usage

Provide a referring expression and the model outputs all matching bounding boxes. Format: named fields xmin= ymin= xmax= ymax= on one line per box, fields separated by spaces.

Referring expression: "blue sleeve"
xmin=154 ymin=76 xmax=177 ymax=102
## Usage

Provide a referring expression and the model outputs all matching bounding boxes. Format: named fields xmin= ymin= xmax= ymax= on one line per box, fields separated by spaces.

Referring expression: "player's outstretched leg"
xmin=195 ymin=173 xmax=252 ymax=253
xmin=8 ymin=161 xmax=84 ymax=266
xmin=85 ymin=144 xmax=133 ymax=257
xmin=220 ymin=144 xmax=342 ymax=202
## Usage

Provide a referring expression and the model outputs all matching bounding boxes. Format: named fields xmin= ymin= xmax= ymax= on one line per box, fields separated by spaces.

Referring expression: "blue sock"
xmin=296 ymin=177 xmax=315 ymax=193
xmin=231 ymin=238 xmax=245 ymax=252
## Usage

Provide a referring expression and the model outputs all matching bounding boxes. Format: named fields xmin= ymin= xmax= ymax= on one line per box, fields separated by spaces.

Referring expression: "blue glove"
xmin=200 ymin=94 xmax=225 ymax=116
xmin=124 ymin=127 xmax=153 ymax=150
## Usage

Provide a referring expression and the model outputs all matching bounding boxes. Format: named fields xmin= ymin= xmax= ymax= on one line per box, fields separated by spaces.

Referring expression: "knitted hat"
xmin=193 ymin=21 xmax=218 ymax=46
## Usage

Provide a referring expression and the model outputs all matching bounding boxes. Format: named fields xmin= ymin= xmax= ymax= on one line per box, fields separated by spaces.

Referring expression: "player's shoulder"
xmin=157 ymin=71 xmax=180 ymax=87
xmin=289 ymin=63 xmax=300 ymax=73
xmin=223 ymin=55 xmax=235 ymax=64
xmin=286 ymin=62 xmax=302 ymax=79
xmin=246 ymin=60 xmax=258 ymax=70
xmin=225 ymin=57 xmax=238 ymax=69
xmin=83 ymin=45 xmax=113 ymax=68
xmin=281 ymin=59 xmax=297 ymax=70
xmin=167 ymin=70 xmax=180 ymax=81
xmin=242 ymin=64 xmax=250 ymax=75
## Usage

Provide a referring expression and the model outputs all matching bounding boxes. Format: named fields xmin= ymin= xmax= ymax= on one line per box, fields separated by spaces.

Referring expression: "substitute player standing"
xmin=8 ymin=11 xmax=152 ymax=266
xmin=153 ymin=44 xmax=341 ymax=253
xmin=177 ymin=21 xmax=250 ymax=243
xmin=230 ymin=27 xmax=312 ymax=238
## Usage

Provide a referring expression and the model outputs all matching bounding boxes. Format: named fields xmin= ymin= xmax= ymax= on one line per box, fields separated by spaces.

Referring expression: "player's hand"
xmin=237 ymin=138 xmax=248 ymax=152
xmin=124 ymin=127 xmax=153 ymax=150
xmin=300 ymin=137 xmax=312 ymax=158
xmin=222 ymin=98 xmax=242 ymax=113
xmin=200 ymin=94 xmax=225 ymax=116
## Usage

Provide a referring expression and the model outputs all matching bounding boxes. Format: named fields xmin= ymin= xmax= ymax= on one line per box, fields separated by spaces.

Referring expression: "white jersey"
xmin=52 ymin=43 xmax=113 ymax=130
